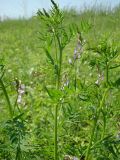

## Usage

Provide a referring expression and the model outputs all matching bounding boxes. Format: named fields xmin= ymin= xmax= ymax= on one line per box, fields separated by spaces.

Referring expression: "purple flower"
xmin=74 ymin=48 xmax=78 ymax=60
xmin=73 ymin=34 xmax=84 ymax=60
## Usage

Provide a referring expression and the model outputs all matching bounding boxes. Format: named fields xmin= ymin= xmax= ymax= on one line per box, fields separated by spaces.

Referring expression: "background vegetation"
xmin=0 ymin=1 xmax=120 ymax=159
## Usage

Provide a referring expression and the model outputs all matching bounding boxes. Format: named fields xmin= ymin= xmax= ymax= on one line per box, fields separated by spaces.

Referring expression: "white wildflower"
xmin=73 ymin=157 xmax=79 ymax=160
xmin=16 ymin=80 xmax=25 ymax=105
xmin=68 ymin=58 xmax=72 ymax=65
xmin=95 ymin=79 xmax=99 ymax=85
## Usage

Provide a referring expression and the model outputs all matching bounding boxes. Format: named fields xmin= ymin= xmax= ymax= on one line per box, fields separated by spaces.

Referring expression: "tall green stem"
xmin=54 ymin=33 xmax=63 ymax=160
xmin=54 ymin=104 xmax=58 ymax=160
xmin=0 ymin=78 xmax=13 ymax=118
xmin=54 ymin=75 xmax=61 ymax=160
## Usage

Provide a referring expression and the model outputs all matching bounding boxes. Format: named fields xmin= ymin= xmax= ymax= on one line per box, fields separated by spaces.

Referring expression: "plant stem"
xmin=54 ymin=104 xmax=58 ymax=160
xmin=106 ymin=62 xmax=109 ymax=85
xmin=74 ymin=60 xmax=78 ymax=90
xmin=54 ymin=33 xmax=63 ymax=160
xmin=54 ymin=78 xmax=60 ymax=160
xmin=101 ymin=110 xmax=106 ymax=139
xmin=0 ymin=78 xmax=13 ymax=118
xmin=57 ymin=35 xmax=63 ymax=87
xmin=99 ymin=88 xmax=109 ymax=139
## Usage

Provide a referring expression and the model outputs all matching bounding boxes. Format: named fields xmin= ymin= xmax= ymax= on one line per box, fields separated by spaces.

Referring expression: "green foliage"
xmin=0 ymin=1 xmax=120 ymax=160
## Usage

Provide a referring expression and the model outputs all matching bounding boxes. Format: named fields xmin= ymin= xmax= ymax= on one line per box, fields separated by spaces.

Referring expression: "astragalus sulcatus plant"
xmin=37 ymin=0 xmax=79 ymax=159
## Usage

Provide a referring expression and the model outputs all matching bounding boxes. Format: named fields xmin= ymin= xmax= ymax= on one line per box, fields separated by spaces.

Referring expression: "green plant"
xmin=4 ymin=114 xmax=26 ymax=160
xmin=0 ymin=65 xmax=13 ymax=118
xmin=0 ymin=2 xmax=120 ymax=160
xmin=37 ymin=1 xmax=78 ymax=159
xmin=85 ymin=37 xmax=120 ymax=160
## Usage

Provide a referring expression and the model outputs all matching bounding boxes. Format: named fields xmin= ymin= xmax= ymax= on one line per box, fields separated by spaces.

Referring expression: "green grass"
xmin=0 ymin=3 xmax=120 ymax=160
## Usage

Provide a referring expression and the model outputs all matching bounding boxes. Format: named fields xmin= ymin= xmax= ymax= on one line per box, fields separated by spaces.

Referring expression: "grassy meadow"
xmin=0 ymin=1 xmax=120 ymax=159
